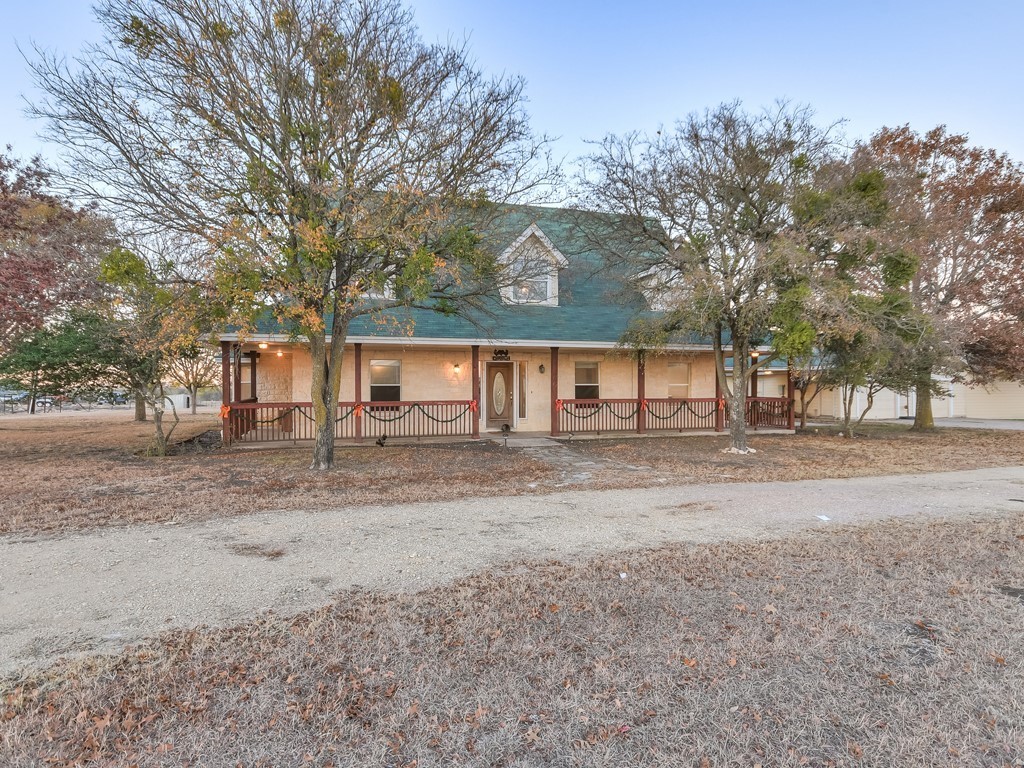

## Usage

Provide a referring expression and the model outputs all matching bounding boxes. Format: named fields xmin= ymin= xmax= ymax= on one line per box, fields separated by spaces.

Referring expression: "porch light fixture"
xmin=539 ymin=364 xmax=545 ymax=374
xmin=258 ymin=342 xmax=269 ymax=350
xmin=751 ymin=350 xmax=760 ymax=359
xmin=453 ymin=363 xmax=461 ymax=375
xmin=276 ymin=350 xmax=283 ymax=358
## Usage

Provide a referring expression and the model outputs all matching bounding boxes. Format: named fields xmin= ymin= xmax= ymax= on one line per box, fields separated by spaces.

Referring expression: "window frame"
xmin=667 ymin=361 xmax=691 ymax=399
xmin=369 ymin=359 xmax=402 ymax=403
xmin=574 ymin=361 xmax=600 ymax=400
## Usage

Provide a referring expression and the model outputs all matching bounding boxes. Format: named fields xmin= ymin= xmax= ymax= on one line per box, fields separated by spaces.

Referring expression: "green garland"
xmin=645 ymin=401 xmax=711 ymax=421
xmin=364 ymin=403 xmax=472 ymax=424
xmin=562 ymin=401 xmax=642 ymax=421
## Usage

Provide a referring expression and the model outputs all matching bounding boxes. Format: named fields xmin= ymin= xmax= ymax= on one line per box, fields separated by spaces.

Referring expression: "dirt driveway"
xmin=3 ymin=466 xmax=1023 ymax=677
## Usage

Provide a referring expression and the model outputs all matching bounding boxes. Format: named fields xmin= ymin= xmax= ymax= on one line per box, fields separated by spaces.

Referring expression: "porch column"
xmin=250 ymin=352 xmax=258 ymax=401
xmin=232 ymin=345 xmax=242 ymax=403
xmin=714 ymin=363 xmax=724 ymax=432
xmin=750 ymin=356 xmax=759 ymax=398
xmin=636 ymin=351 xmax=646 ymax=434
xmin=471 ymin=345 xmax=480 ymax=439
xmin=550 ymin=347 xmax=560 ymax=437
xmin=354 ymin=343 xmax=363 ymax=443
xmin=787 ymin=359 xmax=796 ymax=431
xmin=220 ymin=341 xmax=231 ymax=444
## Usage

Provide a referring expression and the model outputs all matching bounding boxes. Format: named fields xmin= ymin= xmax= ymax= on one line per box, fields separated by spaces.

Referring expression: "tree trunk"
xmin=725 ymin=350 xmax=750 ymax=453
xmin=727 ymin=389 xmax=749 ymax=451
xmin=151 ymin=401 xmax=167 ymax=456
xmin=134 ymin=392 xmax=147 ymax=421
xmin=308 ymin=314 xmax=350 ymax=471
xmin=798 ymin=388 xmax=807 ymax=430
xmin=190 ymin=385 xmax=198 ymax=414
xmin=912 ymin=370 xmax=935 ymax=430
xmin=840 ymin=385 xmax=854 ymax=435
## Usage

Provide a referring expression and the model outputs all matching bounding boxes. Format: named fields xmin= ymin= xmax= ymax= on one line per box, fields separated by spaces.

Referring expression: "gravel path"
xmin=3 ymin=466 xmax=1023 ymax=677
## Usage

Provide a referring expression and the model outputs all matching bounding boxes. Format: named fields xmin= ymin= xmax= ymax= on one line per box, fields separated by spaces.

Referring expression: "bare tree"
xmin=856 ymin=126 xmax=1024 ymax=430
xmin=167 ymin=345 xmax=220 ymax=413
xmin=578 ymin=102 xmax=838 ymax=453
xmin=29 ymin=0 xmax=556 ymax=469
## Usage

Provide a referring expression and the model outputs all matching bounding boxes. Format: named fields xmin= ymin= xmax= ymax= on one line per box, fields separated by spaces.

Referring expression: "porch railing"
xmin=224 ymin=400 xmax=475 ymax=444
xmin=558 ymin=397 xmax=792 ymax=435
xmin=742 ymin=397 xmax=792 ymax=430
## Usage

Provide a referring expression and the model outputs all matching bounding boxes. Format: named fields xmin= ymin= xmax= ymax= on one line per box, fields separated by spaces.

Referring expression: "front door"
xmin=486 ymin=362 xmax=514 ymax=429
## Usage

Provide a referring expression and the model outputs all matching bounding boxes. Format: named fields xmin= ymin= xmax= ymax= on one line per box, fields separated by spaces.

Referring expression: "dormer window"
xmin=499 ymin=223 xmax=568 ymax=306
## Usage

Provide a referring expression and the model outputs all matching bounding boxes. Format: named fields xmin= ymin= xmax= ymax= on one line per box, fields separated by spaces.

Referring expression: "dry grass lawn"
xmin=571 ymin=423 xmax=1024 ymax=483
xmin=2 ymin=412 xmax=1024 ymax=536
xmin=3 ymin=513 xmax=1022 ymax=767
xmin=0 ymin=412 xmax=555 ymax=536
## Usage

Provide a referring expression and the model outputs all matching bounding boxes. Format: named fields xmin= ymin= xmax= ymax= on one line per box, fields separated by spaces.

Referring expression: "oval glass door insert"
xmin=492 ymin=371 xmax=507 ymax=416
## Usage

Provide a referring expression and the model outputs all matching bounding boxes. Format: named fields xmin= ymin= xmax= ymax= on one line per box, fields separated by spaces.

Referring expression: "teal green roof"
xmin=250 ymin=204 xmax=708 ymax=346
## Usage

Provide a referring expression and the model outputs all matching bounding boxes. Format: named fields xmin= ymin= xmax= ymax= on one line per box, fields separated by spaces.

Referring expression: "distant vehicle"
xmin=97 ymin=392 xmax=130 ymax=406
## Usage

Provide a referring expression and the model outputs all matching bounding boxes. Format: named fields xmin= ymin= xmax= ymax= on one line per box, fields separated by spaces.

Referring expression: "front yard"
xmin=2 ymin=413 xmax=1024 ymax=536
xmin=3 ymin=512 xmax=1021 ymax=766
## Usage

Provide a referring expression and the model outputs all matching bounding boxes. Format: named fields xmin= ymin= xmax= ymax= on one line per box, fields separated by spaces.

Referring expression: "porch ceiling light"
xmin=276 ymin=350 xmax=284 ymax=357
xmin=258 ymin=342 xmax=269 ymax=350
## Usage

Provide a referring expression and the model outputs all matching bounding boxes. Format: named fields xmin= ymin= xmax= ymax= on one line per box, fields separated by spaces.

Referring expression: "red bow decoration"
xmin=469 ymin=400 xmax=478 ymax=412
xmin=717 ymin=398 xmax=726 ymax=412
xmin=219 ymin=405 xmax=231 ymax=419
xmin=555 ymin=399 xmax=564 ymax=411
xmin=640 ymin=399 xmax=649 ymax=411
xmin=354 ymin=403 xmax=364 ymax=416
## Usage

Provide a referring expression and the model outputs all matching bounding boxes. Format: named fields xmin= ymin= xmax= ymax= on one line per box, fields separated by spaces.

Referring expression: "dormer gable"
xmin=499 ymin=223 xmax=568 ymax=306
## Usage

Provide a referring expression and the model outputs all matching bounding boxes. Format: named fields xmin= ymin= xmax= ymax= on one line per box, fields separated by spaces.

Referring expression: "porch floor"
xmin=228 ymin=427 xmax=795 ymax=451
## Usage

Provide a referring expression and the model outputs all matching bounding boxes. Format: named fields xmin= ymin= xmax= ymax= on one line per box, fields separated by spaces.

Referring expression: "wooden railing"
xmin=224 ymin=400 xmax=475 ymax=444
xmin=743 ymin=397 xmax=792 ymax=429
xmin=360 ymin=401 xmax=475 ymax=439
xmin=557 ymin=398 xmax=644 ymax=433
xmin=558 ymin=397 xmax=792 ymax=435
xmin=644 ymin=397 xmax=719 ymax=431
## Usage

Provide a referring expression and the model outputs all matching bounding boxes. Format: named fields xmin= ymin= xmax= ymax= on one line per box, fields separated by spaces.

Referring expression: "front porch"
xmin=218 ymin=341 xmax=795 ymax=445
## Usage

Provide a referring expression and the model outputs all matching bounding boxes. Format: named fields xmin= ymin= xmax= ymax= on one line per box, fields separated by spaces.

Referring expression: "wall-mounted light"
xmin=258 ymin=342 xmax=269 ymax=350
xmin=751 ymin=350 xmax=760 ymax=359
xmin=453 ymin=363 xmax=461 ymax=375
xmin=539 ymin=364 xmax=546 ymax=374
xmin=276 ymin=350 xmax=284 ymax=358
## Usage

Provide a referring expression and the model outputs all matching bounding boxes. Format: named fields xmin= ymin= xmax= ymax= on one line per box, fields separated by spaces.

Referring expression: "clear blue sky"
xmin=4 ymin=0 xmax=1023 ymax=171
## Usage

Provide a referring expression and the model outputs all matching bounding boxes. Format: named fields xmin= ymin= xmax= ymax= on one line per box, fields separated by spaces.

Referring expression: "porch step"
xmin=486 ymin=436 xmax=562 ymax=448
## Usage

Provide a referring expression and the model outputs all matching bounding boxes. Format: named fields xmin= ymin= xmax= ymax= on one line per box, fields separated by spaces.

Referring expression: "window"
xmin=499 ymin=225 xmax=568 ymax=306
xmin=369 ymin=360 xmax=401 ymax=402
xmin=519 ymin=361 xmax=528 ymax=419
xmin=575 ymin=362 xmax=599 ymax=399
xmin=511 ymin=269 xmax=550 ymax=304
xmin=668 ymin=362 xmax=690 ymax=398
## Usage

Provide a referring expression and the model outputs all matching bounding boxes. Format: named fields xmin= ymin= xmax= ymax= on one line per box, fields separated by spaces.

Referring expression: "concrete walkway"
xmin=2 ymin=467 xmax=1023 ymax=677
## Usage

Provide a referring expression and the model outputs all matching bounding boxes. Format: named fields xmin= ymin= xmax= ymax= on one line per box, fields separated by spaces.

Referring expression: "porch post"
xmin=550 ymin=347 xmax=560 ymax=437
xmin=787 ymin=358 xmax=796 ymax=431
xmin=714 ymin=363 xmax=724 ymax=433
xmin=232 ymin=345 xmax=242 ymax=403
xmin=220 ymin=341 xmax=231 ymax=444
xmin=354 ymin=343 xmax=363 ymax=443
xmin=250 ymin=352 xmax=258 ymax=401
xmin=471 ymin=345 xmax=480 ymax=439
xmin=750 ymin=357 xmax=758 ymax=398
xmin=636 ymin=350 xmax=646 ymax=434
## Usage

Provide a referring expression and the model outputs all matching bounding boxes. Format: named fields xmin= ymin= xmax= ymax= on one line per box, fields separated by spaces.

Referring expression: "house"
xmin=216 ymin=205 xmax=795 ymax=444
xmin=807 ymin=379 xmax=1024 ymax=422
